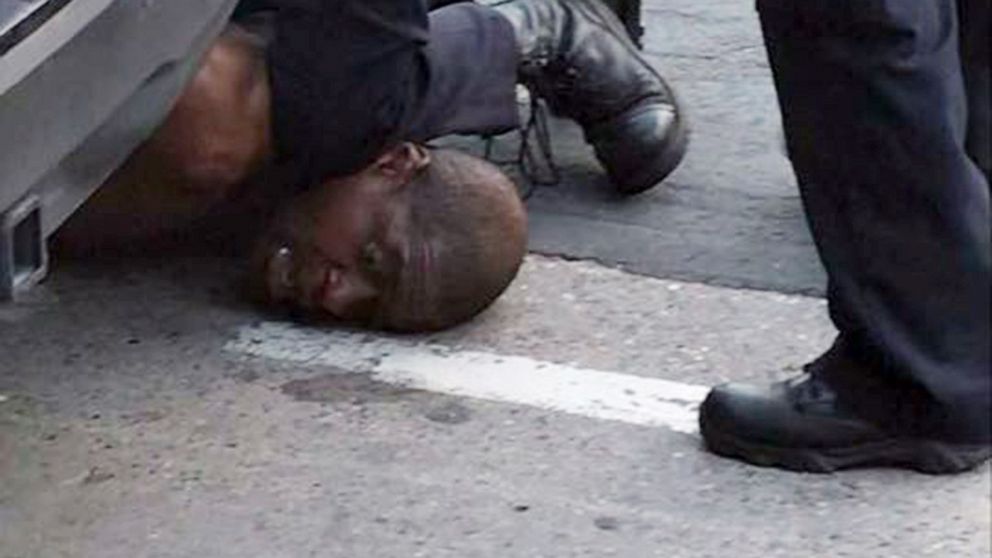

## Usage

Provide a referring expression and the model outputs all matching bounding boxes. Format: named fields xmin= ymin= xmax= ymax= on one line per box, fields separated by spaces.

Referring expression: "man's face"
xmin=252 ymin=143 xmax=429 ymax=324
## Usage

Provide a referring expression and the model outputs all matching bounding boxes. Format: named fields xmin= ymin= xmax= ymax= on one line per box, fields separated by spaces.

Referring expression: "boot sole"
xmin=700 ymin=417 xmax=992 ymax=475
xmin=572 ymin=0 xmax=689 ymax=194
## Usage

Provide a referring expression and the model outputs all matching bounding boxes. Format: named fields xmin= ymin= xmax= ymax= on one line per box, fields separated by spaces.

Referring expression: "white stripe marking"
xmin=226 ymin=322 xmax=709 ymax=434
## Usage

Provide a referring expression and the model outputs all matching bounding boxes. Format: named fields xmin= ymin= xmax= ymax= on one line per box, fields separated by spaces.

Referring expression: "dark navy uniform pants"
xmin=236 ymin=0 xmax=519 ymax=185
xmin=759 ymin=0 xmax=990 ymax=442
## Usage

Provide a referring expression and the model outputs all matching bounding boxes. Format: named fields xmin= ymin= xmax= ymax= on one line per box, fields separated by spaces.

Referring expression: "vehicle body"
xmin=0 ymin=0 xmax=238 ymax=298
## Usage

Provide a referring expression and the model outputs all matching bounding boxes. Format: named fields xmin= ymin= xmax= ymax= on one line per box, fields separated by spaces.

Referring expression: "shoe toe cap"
xmin=699 ymin=381 xmax=889 ymax=450
xmin=699 ymin=382 xmax=797 ymax=445
xmin=589 ymin=102 xmax=688 ymax=195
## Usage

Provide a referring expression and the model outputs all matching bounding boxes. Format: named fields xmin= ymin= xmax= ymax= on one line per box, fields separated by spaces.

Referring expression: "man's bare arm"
xmin=54 ymin=25 xmax=272 ymax=255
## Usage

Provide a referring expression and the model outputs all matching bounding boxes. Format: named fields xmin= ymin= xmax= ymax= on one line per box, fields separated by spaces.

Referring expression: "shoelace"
xmin=482 ymin=87 xmax=561 ymax=200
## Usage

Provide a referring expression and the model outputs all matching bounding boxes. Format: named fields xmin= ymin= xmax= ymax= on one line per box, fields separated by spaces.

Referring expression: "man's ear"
xmin=372 ymin=142 xmax=431 ymax=183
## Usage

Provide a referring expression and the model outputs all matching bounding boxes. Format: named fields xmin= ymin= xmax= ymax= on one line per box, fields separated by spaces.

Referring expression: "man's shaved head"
xmin=253 ymin=145 xmax=527 ymax=332
xmin=388 ymin=149 xmax=528 ymax=330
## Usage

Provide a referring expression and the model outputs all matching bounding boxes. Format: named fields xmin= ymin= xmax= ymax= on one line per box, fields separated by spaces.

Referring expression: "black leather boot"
xmin=699 ymin=369 xmax=992 ymax=474
xmin=491 ymin=0 xmax=688 ymax=194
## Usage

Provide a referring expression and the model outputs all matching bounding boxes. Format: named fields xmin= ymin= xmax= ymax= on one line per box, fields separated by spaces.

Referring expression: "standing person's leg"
xmin=959 ymin=0 xmax=990 ymax=179
xmin=699 ymin=0 xmax=991 ymax=473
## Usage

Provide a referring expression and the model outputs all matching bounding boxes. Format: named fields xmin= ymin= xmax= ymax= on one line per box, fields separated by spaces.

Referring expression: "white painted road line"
xmin=226 ymin=322 xmax=710 ymax=434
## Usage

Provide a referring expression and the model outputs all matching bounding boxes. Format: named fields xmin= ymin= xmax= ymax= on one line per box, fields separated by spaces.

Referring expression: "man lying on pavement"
xmin=55 ymin=0 xmax=687 ymax=332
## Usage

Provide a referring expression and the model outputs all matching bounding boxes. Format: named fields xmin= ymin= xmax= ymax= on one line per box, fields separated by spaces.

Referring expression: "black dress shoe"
xmin=492 ymin=0 xmax=688 ymax=194
xmin=699 ymin=373 xmax=992 ymax=474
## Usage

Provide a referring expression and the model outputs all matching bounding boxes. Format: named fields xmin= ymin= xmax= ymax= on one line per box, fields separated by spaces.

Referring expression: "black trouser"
xmin=257 ymin=0 xmax=519 ymax=184
xmin=758 ymin=0 xmax=990 ymax=442
xmin=402 ymin=4 xmax=520 ymax=142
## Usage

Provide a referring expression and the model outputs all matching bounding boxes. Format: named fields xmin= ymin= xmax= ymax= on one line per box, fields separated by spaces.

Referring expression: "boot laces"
xmin=482 ymin=86 xmax=561 ymax=200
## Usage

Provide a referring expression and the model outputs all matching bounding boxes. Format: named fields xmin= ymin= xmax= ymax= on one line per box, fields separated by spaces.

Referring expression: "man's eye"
xmin=361 ymin=242 xmax=383 ymax=272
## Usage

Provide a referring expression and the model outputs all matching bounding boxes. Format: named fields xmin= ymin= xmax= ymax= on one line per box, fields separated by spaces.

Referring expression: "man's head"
xmin=251 ymin=143 xmax=527 ymax=332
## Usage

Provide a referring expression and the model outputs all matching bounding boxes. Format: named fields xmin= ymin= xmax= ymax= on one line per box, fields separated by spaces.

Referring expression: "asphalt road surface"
xmin=1 ymin=1 xmax=988 ymax=557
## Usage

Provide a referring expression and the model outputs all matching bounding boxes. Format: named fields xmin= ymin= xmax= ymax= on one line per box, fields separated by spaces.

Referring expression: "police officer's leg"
xmin=959 ymin=0 xmax=990 ymax=179
xmin=401 ymin=3 xmax=521 ymax=141
xmin=699 ymin=0 xmax=990 ymax=473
